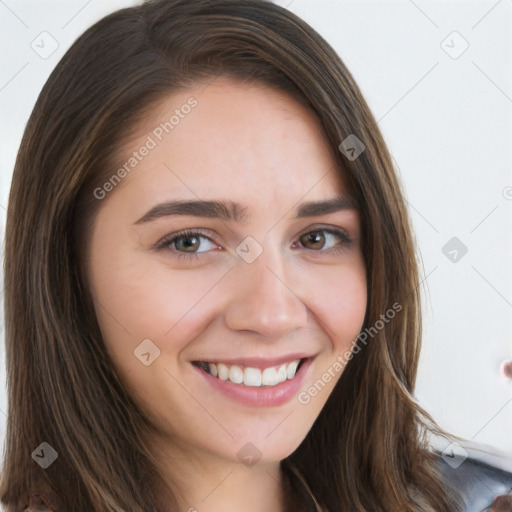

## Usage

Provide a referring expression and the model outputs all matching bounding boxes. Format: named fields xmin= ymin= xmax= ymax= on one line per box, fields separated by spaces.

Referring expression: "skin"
xmin=86 ymin=78 xmax=367 ymax=512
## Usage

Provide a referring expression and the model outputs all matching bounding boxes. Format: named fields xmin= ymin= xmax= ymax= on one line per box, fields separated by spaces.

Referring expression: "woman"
xmin=1 ymin=0 xmax=510 ymax=511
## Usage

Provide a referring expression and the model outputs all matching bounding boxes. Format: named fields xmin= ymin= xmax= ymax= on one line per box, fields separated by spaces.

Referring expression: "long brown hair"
xmin=1 ymin=0 xmax=463 ymax=510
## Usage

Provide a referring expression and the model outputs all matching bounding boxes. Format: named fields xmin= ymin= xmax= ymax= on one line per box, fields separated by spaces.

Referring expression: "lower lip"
xmin=193 ymin=358 xmax=313 ymax=407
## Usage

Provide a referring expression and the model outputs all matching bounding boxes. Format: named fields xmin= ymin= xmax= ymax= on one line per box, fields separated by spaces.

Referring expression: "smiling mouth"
xmin=192 ymin=358 xmax=307 ymax=387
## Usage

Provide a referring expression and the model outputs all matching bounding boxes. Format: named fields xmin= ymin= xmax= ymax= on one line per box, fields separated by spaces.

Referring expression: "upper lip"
xmin=191 ymin=353 xmax=314 ymax=369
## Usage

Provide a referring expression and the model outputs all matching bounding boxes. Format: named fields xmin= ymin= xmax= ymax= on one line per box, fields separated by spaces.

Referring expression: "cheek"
xmin=295 ymin=259 xmax=368 ymax=349
xmin=88 ymin=241 xmax=232 ymax=368
xmin=91 ymin=248 xmax=366 ymax=358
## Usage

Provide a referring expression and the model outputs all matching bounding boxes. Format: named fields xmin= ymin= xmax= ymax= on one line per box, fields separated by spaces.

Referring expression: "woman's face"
xmin=86 ymin=78 xmax=367 ymax=466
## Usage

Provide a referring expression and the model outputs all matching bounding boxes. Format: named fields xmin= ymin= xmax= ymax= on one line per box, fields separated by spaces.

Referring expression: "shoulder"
xmin=435 ymin=448 xmax=512 ymax=512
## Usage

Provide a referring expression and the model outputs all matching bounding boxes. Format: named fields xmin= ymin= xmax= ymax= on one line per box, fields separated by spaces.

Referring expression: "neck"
xmin=149 ymin=436 xmax=287 ymax=512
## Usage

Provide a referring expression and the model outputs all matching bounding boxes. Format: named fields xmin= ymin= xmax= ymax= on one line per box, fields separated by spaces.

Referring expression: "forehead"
xmin=105 ymin=78 xmax=348 ymax=212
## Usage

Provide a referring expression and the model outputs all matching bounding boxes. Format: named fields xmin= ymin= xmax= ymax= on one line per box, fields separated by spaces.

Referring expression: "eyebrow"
xmin=134 ymin=196 xmax=357 ymax=225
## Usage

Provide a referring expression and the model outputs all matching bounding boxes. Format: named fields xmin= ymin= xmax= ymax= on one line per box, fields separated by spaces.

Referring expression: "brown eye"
xmin=300 ymin=231 xmax=326 ymax=250
xmin=156 ymin=230 xmax=218 ymax=255
xmin=174 ymin=234 xmax=201 ymax=252
xmin=295 ymin=228 xmax=351 ymax=253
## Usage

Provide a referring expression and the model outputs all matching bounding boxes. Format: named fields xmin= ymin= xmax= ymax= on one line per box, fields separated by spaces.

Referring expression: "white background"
xmin=1 ymin=0 xmax=511 ymax=469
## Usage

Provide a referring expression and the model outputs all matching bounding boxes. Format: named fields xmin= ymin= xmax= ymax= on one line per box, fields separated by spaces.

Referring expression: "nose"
xmin=223 ymin=244 xmax=308 ymax=339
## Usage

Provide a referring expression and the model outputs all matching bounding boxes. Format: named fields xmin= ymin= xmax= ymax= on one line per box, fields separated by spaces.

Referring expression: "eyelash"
xmin=155 ymin=227 xmax=352 ymax=262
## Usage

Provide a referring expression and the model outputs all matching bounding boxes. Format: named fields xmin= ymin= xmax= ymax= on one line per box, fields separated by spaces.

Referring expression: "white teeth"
xmin=228 ymin=365 xmax=244 ymax=384
xmin=286 ymin=360 xmax=299 ymax=379
xmin=243 ymin=367 xmax=262 ymax=387
xmin=261 ymin=367 xmax=278 ymax=386
xmin=277 ymin=364 xmax=287 ymax=383
xmin=208 ymin=363 xmax=217 ymax=378
xmin=217 ymin=363 xmax=229 ymax=381
xmin=198 ymin=359 xmax=304 ymax=387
